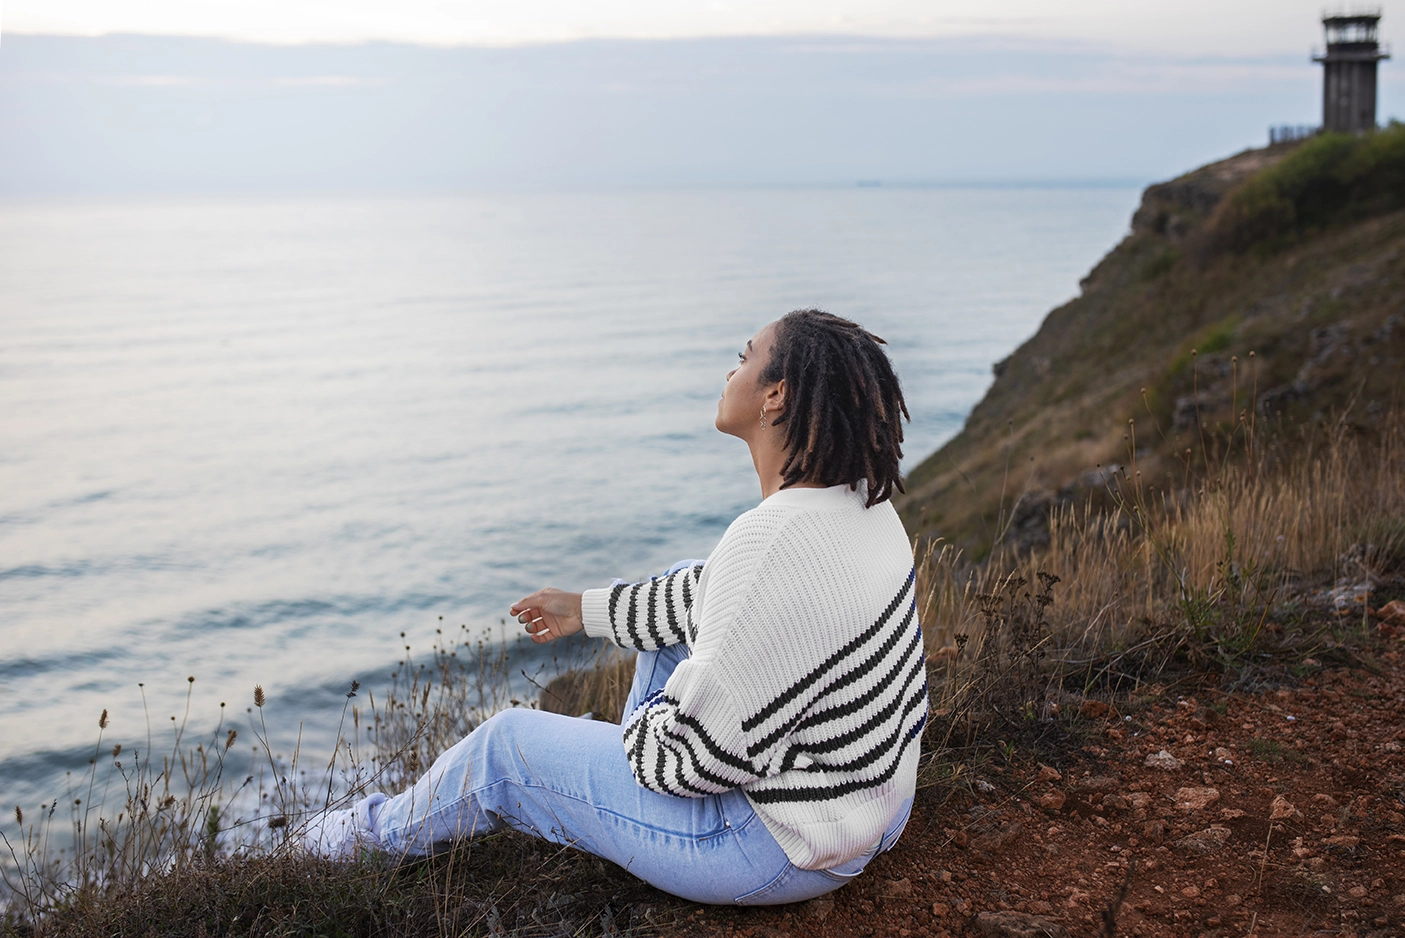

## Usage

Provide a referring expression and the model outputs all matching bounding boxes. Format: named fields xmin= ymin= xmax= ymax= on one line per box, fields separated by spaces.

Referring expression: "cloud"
xmin=272 ymin=75 xmax=387 ymax=87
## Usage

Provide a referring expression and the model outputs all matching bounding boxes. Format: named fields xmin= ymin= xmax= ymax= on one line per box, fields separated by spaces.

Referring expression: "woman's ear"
xmin=764 ymin=379 xmax=787 ymax=416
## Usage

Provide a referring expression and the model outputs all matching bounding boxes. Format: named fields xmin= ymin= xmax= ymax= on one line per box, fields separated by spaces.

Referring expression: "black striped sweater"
xmin=580 ymin=483 xmax=928 ymax=870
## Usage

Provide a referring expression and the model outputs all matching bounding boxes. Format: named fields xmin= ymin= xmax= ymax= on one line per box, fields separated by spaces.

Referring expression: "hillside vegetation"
xmin=899 ymin=125 xmax=1405 ymax=556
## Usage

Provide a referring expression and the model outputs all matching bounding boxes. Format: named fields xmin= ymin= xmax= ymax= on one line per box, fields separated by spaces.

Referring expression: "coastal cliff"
xmin=898 ymin=127 xmax=1405 ymax=555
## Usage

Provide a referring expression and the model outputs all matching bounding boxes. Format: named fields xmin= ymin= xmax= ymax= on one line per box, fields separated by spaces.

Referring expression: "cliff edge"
xmin=898 ymin=127 xmax=1405 ymax=555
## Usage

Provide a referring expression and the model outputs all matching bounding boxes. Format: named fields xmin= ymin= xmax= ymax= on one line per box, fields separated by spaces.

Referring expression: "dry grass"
xmin=916 ymin=411 xmax=1404 ymax=760
xmin=0 ymin=625 xmax=684 ymax=937
xmin=536 ymin=647 xmax=636 ymax=725
xmin=3 ymin=410 xmax=1401 ymax=936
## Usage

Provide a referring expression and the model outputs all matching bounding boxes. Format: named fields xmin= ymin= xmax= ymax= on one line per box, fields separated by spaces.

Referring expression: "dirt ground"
xmin=671 ymin=618 xmax=1405 ymax=938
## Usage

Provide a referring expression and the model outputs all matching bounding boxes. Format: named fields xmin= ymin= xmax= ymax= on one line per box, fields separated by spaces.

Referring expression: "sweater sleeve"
xmin=580 ymin=562 xmax=704 ymax=650
xmin=620 ymin=664 xmax=766 ymax=796
xmin=610 ymin=521 xmax=779 ymax=798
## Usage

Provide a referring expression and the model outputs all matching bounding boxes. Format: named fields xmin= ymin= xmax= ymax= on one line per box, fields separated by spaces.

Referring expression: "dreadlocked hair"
xmin=759 ymin=309 xmax=909 ymax=507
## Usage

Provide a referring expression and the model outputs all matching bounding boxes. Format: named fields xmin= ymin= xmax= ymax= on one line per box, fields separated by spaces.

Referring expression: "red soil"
xmin=676 ymin=632 xmax=1405 ymax=938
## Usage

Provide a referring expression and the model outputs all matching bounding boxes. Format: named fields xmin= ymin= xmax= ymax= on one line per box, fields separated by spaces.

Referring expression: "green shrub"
xmin=1208 ymin=123 xmax=1405 ymax=252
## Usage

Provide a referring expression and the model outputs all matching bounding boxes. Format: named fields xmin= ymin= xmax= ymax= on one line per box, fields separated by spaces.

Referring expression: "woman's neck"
xmin=749 ymin=436 xmax=824 ymax=500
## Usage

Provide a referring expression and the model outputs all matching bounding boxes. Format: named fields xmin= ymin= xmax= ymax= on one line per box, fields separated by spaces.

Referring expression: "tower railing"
xmin=1269 ymin=125 xmax=1322 ymax=145
xmin=1312 ymin=41 xmax=1392 ymax=61
xmin=1319 ymin=7 xmax=1384 ymax=22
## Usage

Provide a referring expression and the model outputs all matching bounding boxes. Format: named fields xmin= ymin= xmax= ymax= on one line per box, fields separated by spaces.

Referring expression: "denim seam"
xmin=412 ymin=780 xmax=735 ymax=845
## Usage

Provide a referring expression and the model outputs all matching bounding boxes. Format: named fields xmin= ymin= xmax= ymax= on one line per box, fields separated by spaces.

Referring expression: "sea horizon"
xmin=0 ymin=184 xmax=1140 ymax=811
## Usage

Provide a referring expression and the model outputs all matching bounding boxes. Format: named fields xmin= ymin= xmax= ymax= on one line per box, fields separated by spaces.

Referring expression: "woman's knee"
xmin=423 ymin=707 xmax=539 ymax=782
xmin=481 ymin=706 xmax=538 ymax=737
xmin=467 ymin=708 xmax=542 ymax=766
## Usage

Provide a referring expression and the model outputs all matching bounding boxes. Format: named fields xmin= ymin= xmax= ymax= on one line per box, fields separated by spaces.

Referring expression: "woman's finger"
xmin=510 ymin=588 xmax=555 ymax=617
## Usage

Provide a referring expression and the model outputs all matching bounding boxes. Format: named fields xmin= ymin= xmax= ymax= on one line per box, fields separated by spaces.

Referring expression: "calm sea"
xmin=0 ymin=187 xmax=1137 ymax=810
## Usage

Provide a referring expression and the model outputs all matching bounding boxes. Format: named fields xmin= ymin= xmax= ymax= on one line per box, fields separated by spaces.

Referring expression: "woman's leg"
xmin=304 ymin=640 xmax=904 ymax=904
xmin=364 ymin=707 xmax=800 ymax=904
xmin=621 ymin=642 xmax=689 ymax=718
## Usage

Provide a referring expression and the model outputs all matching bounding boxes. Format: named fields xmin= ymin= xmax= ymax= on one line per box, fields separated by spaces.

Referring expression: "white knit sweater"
xmin=580 ymin=483 xmax=927 ymax=870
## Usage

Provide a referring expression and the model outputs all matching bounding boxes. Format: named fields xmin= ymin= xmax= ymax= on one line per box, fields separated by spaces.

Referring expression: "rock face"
xmin=1129 ymin=148 xmax=1281 ymax=240
xmin=897 ymin=130 xmax=1405 ymax=554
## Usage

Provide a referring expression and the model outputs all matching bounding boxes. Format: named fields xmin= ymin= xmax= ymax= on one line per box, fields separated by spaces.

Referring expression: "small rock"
xmin=805 ymin=898 xmax=834 ymax=921
xmin=887 ymin=878 xmax=912 ymax=897
xmin=1145 ymin=749 xmax=1182 ymax=771
xmin=1213 ymin=747 xmax=1233 ymax=761
xmin=1221 ymin=808 xmax=1246 ymax=820
xmin=1174 ymin=787 xmax=1221 ymax=811
xmin=976 ymin=779 xmax=997 ymax=793
xmin=972 ymin=910 xmax=1071 ymax=938
xmin=1312 ymin=793 xmax=1339 ymax=808
xmin=1074 ymin=775 xmax=1120 ymax=792
xmin=1143 ymin=819 xmax=1168 ymax=842
xmin=1036 ymin=763 xmax=1062 ymax=783
xmin=1175 ymin=826 xmax=1233 ymax=855
xmin=1126 ymin=792 xmax=1152 ymax=809
xmin=1373 ymin=599 xmax=1405 ymax=624
xmin=1350 ymin=885 xmax=1369 ymax=898
xmin=1079 ymin=699 xmax=1110 ymax=719
xmin=1224 ymin=894 xmax=1242 ymax=908
xmin=1270 ymin=795 xmax=1297 ymax=820
xmin=1181 ymin=885 xmax=1201 ymax=898
xmin=932 ymin=902 xmax=950 ymax=917
xmin=972 ymin=821 xmax=1023 ymax=853
xmin=1039 ymin=790 xmax=1067 ymax=812
xmin=1324 ymin=834 xmax=1360 ymax=849
xmin=1026 ymin=900 xmax=1053 ymax=914
xmin=1102 ymin=794 xmax=1129 ymax=812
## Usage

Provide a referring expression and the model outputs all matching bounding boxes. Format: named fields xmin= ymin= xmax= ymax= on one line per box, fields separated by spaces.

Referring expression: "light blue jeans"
xmin=361 ymin=642 xmax=913 ymax=905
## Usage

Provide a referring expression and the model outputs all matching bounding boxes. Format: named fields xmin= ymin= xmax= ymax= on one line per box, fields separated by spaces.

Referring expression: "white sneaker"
xmin=300 ymin=793 xmax=386 ymax=859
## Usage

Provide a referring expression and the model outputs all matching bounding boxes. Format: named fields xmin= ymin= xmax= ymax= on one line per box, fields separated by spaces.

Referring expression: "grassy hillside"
xmin=898 ymin=125 xmax=1405 ymax=556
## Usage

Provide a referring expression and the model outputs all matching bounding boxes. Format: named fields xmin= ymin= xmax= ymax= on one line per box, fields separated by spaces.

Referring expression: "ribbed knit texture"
xmin=580 ymin=483 xmax=927 ymax=870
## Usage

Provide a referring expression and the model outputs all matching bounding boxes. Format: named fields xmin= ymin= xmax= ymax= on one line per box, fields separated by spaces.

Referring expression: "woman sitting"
xmin=303 ymin=309 xmax=928 ymax=906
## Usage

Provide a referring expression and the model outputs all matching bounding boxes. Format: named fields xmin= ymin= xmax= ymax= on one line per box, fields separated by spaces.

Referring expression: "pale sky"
xmin=2 ymin=0 xmax=1369 ymax=56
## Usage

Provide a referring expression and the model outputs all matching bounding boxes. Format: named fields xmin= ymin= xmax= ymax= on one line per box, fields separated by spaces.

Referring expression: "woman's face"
xmin=716 ymin=321 xmax=779 ymax=439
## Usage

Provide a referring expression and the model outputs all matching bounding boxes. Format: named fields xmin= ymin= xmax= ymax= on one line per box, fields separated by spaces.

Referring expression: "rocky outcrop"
xmin=899 ymin=131 xmax=1405 ymax=554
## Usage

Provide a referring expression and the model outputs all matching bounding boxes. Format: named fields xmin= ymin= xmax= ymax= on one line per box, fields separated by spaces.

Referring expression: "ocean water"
xmin=0 ymin=187 xmax=1138 ymax=810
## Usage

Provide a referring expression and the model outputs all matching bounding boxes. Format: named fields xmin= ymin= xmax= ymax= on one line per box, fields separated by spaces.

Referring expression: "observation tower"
xmin=1314 ymin=10 xmax=1391 ymax=133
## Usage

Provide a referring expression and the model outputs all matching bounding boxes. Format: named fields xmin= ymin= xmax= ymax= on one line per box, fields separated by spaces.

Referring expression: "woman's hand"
xmin=509 ymin=588 xmax=584 ymax=644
